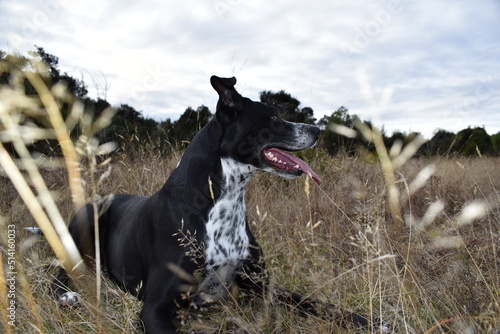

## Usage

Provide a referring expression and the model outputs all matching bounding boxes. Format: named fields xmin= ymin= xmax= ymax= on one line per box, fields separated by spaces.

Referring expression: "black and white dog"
xmin=54 ymin=76 xmax=389 ymax=333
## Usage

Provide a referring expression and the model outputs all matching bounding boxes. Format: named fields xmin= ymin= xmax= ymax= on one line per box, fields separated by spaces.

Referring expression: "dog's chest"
xmin=204 ymin=158 xmax=255 ymax=266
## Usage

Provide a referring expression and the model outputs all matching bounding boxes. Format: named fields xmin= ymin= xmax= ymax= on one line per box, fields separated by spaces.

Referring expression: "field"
xmin=0 ymin=67 xmax=499 ymax=333
xmin=1 ymin=144 xmax=499 ymax=333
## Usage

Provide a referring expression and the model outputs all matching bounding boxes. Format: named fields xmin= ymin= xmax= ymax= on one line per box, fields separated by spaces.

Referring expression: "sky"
xmin=1 ymin=0 xmax=499 ymax=138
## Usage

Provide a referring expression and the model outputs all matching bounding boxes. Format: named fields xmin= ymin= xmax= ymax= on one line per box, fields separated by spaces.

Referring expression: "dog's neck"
xmin=204 ymin=157 xmax=255 ymax=267
xmin=219 ymin=157 xmax=256 ymax=192
xmin=191 ymin=157 xmax=255 ymax=304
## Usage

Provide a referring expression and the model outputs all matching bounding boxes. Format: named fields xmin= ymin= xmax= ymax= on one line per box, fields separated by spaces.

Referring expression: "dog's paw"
xmin=191 ymin=292 xmax=215 ymax=307
xmin=58 ymin=292 xmax=81 ymax=307
xmin=191 ymin=288 xmax=222 ymax=307
xmin=374 ymin=320 xmax=393 ymax=333
xmin=24 ymin=227 xmax=43 ymax=235
xmin=381 ymin=322 xmax=392 ymax=333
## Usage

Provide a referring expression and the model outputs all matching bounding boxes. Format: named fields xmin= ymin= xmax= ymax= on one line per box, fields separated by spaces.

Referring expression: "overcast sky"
xmin=1 ymin=0 xmax=499 ymax=138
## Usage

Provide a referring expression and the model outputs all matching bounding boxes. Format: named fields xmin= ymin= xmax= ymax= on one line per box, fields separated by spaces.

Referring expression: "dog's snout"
xmin=310 ymin=125 xmax=320 ymax=140
xmin=301 ymin=124 xmax=320 ymax=143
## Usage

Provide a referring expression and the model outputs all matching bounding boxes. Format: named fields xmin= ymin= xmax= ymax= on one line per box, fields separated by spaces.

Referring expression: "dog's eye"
xmin=270 ymin=115 xmax=278 ymax=121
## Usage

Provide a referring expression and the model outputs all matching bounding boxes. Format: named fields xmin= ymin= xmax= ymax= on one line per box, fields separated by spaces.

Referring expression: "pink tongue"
xmin=264 ymin=148 xmax=321 ymax=185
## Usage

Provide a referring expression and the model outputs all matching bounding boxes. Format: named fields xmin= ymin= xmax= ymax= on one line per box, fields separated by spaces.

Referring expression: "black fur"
xmin=54 ymin=76 xmax=390 ymax=333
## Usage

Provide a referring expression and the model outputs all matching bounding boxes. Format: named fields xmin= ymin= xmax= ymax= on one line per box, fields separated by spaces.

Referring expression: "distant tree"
xmin=318 ymin=106 xmax=358 ymax=155
xmin=171 ymin=105 xmax=212 ymax=145
xmin=1 ymin=61 xmax=7 ymax=85
xmin=14 ymin=47 xmax=498 ymax=159
xmin=384 ymin=131 xmax=423 ymax=156
xmin=385 ymin=131 xmax=405 ymax=149
xmin=384 ymin=130 xmax=403 ymax=155
xmin=1 ymin=48 xmax=171 ymax=154
xmin=491 ymin=131 xmax=500 ymax=156
xmin=157 ymin=118 xmax=175 ymax=144
xmin=455 ymin=127 xmax=492 ymax=156
xmin=356 ymin=119 xmax=378 ymax=153
xmin=0 ymin=50 xmax=8 ymax=85
xmin=59 ymin=73 xmax=88 ymax=99
xmin=29 ymin=46 xmax=88 ymax=98
xmin=299 ymin=107 xmax=315 ymax=124
xmin=425 ymin=129 xmax=456 ymax=156
xmin=83 ymin=98 xmax=111 ymax=118
xmin=29 ymin=46 xmax=60 ymax=79
xmin=408 ymin=132 xmax=421 ymax=142
xmin=101 ymin=104 xmax=159 ymax=145
xmin=0 ymin=51 xmax=38 ymax=95
xmin=259 ymin=90 xmax=316 ymax=124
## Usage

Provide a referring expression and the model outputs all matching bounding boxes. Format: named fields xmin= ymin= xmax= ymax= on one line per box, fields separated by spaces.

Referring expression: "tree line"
xmin=1 ymin=47 xmax=499 ymax=157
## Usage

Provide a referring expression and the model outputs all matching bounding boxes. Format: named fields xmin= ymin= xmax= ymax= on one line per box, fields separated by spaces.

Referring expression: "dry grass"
xmin=0 ymin=60 xmax=499 ymax=333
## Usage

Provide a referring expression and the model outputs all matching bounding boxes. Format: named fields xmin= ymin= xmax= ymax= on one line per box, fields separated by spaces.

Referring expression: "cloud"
xmin=1 ymin=0 xmax=499 ymax=138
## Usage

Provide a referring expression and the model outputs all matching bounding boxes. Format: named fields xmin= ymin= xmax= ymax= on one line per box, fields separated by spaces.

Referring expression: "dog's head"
xmin=211 ymin=75 xmax=321 ymax=185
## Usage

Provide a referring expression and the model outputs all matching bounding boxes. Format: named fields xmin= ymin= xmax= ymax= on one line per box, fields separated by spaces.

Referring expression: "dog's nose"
xmin=310 ymin=125 xmax=321 ymax=140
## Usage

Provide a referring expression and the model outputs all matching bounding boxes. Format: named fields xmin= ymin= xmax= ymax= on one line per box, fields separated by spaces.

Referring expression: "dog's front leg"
xmin=139 ymin=274 xmax=188 ymax=334
xmin=140 ymin=300 xmax=178 ymax=334
xmin=234 ymin=238 xmax=270 ymax=296
xmin=191 ymin=262 xmax=239 ymax=306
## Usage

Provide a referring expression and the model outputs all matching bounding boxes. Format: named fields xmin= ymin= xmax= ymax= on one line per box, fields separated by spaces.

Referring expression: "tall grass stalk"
xmin=24 ymin=62 xmax=86 ymax=209
xmin=0 ymin=56 xmax=117 ymax=332
xmin=0 ymin=60 xmax=85 ymax=275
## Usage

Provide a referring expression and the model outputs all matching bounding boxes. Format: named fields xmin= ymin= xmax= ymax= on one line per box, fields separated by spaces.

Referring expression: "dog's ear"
xmin=211 ymin=76 xmax=243 ymax=118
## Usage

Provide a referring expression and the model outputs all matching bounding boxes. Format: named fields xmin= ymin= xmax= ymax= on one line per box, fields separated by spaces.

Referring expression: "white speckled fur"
xmin=205 ymin=158 xmax=255 ymax=267
xmin=194 ymin=158 xmax=255 ymax=304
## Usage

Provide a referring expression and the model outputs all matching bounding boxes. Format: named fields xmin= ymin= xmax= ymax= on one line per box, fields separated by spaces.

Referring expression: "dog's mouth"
xmin=262 ymin=148 xmax=321 ymax=185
